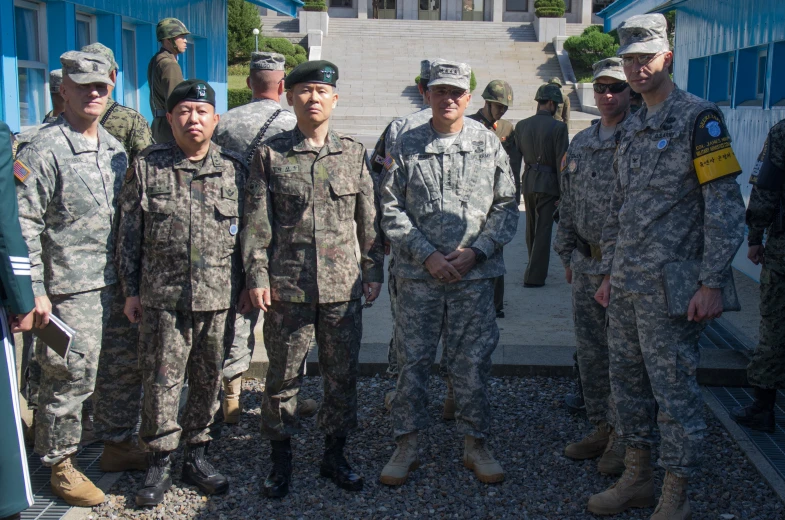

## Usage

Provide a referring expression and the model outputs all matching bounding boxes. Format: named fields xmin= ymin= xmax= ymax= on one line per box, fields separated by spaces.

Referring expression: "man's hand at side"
xmin=124 ymin=296 xmax=142 ymax=324
xmin=688 ymin=285 xmax=723 ymax=322
xmin=363 ymin=282 xmax=382 ymax=304
xmin=594 ymin=275 xmax=611 ymax=308
xmin=249 ymin=288 xmax=272 ymax=312
xmin=748 ymin=245 xmax=764 ymax=265
xmin=33 ymin=295 xmax=52 ymax=329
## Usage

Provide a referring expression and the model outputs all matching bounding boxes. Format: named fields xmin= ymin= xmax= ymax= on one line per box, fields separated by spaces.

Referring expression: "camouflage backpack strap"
xmin=100 ymin=101 xmax=119 ymax=127
xmin=246 ymin=109 xmax=283 ymax=165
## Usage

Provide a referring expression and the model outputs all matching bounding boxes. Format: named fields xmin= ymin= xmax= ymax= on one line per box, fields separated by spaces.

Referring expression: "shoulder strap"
xmin=101 ymin=101 xmax=119 ymax=127
xmin=246 ymin=109 xmax=283 ymax=165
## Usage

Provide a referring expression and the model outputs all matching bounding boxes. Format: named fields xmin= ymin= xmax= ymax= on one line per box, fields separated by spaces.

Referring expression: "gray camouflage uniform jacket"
xmin=381 ymin=119 xmax=519 ymax=280
xmin=213 ymin=98 xmax=297 ymax=160
xmin=14 ymin=119 xmax=127 ymax=297
xmin=117 ymin=142 xmax=247 ymax=311
xmin=600 ymin=88 xmax=745 ymax=292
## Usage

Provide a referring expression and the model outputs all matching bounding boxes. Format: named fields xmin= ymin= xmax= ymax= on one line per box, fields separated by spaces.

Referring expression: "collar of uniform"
xmin=171 ymin=142 xmax=223 ymax=173
xmin=290 ymin=126 xmax=343 ymax=154
xmin=536 ymin=109 xmax=553 ymax=117
xmin=472 ymin=110 xmax=494 ymax=130
xmin=634 ymin=87 xmax=681 ymax=132
xmin=58 ymin=117 xmax=108 ymax=154
xmin=159 ymin=47 xmax=176 ymax=58
xmin=251 ymin=97 xmax=282 ymax=107
xmin=590 ymin=111 xmax=629 ymax=146
xmin=423 ymin=123 xmax=474 ymax=154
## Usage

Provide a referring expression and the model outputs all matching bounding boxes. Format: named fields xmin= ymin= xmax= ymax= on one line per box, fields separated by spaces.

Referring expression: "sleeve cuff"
xmin=700 ymin=272 xmax=727 ymax=289
xmin=411 ymin=241 xmax=438 ymax=266
xmin=747 ymin=230 xmax=764 ymax=246
xmin=362 ymin=266 xmax=384 ymax=284
xmin=32 ymin=281 xmax=47 ymax=298
xmin=246 ymin=269 xmax=270 ymax=291
xmin=470 ymin=235 xmax=496 ymax=261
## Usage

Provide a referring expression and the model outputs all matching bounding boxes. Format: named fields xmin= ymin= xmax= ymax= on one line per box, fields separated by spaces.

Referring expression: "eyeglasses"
xmin=621 ymin=52 xmax=665 ymax=67
xmin=593 ymin=82 xmax=629 ymax=94
xmin=430 ymin=87 xmax=469 ymax=99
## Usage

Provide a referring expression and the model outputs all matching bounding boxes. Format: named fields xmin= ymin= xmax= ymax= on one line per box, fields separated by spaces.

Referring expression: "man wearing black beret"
xmin=242 ymin=60 xmax=384 ymax=498
xmin=116 ymin=79 xmax=250 ymax=506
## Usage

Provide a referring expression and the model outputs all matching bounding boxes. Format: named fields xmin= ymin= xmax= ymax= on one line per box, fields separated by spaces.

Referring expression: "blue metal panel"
xmin=597 ymin=0 xmax=661 ymax=31
xmin=771 ymin=41 xmax=785 ymax=106
xmin=0 ymin=0 xmax=19 ymax=127
xmin=134 ymin=22 xmax=154 ymax=121
xmin=96 ymin=13 xmax=123 ymax=102
xmin=707 ymin=52 xmax=730 ymax=104
xmin=247 ymin=0 xmax=304 ymax=18
xmin=46 ymin=1 xmax=76 ymax=73
xmin=686 ymin=57 xmax=707 ymax=98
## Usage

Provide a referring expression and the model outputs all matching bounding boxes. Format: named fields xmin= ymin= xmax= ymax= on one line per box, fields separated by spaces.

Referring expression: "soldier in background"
xmin=548 ymin=77 xmax=570 ymax=126
xmin=213 ymin=51 xmax=316 ymax=424
xmin=147 ymin=18 xmax=189 ymax=143
xmin=14 ymin=51 xmax=133 ymax=507
xmin=731 ymin=120 xmax=785 ymax=432
xmin=380 ymin=60 xmax=518 ymax=486
xmin=514 ymin=84 xmax=569 ymax=288
xmin=554 ymin=58 xmax=631 ymax=478
xmin=43 ymin=70 xmax=64 ymax=124
xmin=243 ymin=61 xmax=384 ymax=498
xmin=118 ymin=80 xmax=244 ymax=506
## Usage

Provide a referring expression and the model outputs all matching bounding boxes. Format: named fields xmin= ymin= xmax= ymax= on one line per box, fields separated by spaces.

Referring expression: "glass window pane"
xmin=15 ymin=6 xmax=39 ymax=62
xmin=506 ymin=0 xmax=527 ymax=12
xmin=757 ymin=54 xmax=766 ymax=95
xmin=122 ymin=29 xmax=138 ymax=109
xmin=18 ymin=67 xmax=45 ymax=127
xmin=76 ymin=20 xmax=91 ymax=49
xmin=564 ymin=0 xmax=571 ymax=11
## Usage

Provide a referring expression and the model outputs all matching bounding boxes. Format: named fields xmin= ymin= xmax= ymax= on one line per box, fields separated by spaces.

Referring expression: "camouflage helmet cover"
xmin=481 ymin=80 xmax=514 ymax=107
xmin=156 ymin=18 xmax=190 ymax=41
xmin=534 ymin=83 xmax=563 ymax=103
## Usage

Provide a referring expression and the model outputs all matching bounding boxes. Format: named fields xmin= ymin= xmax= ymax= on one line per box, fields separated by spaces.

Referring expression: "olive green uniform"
xmin=147 ymin=48 xmax=183 ymax=143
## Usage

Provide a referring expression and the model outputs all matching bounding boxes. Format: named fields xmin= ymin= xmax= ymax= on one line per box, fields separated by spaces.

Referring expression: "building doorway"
xmin=377 ymin=0 xmax=396 ymax=19
xmin=419 ymin=0 xmax=440 ymax=20
xmin=462 ymin=0 xmax=484 ymax=20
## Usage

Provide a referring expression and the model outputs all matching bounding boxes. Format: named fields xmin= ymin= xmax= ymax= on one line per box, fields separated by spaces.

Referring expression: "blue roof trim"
xmin=597 ymin=0 xmax=637 ymax=19
xmin=248 ymin=0 xmax=304 ymax=18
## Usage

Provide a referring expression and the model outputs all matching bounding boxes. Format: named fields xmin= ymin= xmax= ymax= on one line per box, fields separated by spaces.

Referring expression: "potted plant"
xmin=533 ymin=0 xmax=566 ymax=43
xmin=299 ymin=0 xmax=329 ymax=36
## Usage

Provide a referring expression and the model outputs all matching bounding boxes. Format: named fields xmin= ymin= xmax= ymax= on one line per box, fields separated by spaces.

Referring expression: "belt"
xmin=153 ymin=109 xmax=167 ymax=117
xmin=575 ymin=233 xmax=602 ymax=261
xmin=525 ymin=163 xmax=556 ymax=174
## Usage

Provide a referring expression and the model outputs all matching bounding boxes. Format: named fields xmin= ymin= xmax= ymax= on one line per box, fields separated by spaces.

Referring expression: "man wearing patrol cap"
xmin=118 ymin=79 xmax=245 ymax=506
xmin=242 ymin=60 xmax=384 ymax=498
xmin=379 ymin=59 xmax=518 ymax=486
xmin=147 ymin=17 xmax=189 ymax=143
xmin=14 ymin=50 xmax=129 ymax=507
xmin=554 ymin=57 xmax=631 ymax=478
xmin=589 ymin=13 xmax=745 ymax=519
xmin=43 ymin=70 xmax=65 ymax=124
xmin=213 ymin=51 xmax=306 ymax=426
xmin=548 ymin=77 xmax=571 ymax=125
xmin=513 ymin=83 xmax=569 ymax=288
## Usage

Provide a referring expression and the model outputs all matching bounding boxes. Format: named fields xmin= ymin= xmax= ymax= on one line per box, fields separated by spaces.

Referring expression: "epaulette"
xmin=337 ymin=133 xmax=357 ymax=142
xmin=138 ymin=141 xmax=175 ymax=159
xmin=219 ymin=146 xmax=245 ymax=164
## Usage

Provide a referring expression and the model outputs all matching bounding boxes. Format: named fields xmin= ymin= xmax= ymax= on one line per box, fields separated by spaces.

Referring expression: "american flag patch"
xmin=383 ymin=153 xmax=395 ymax=170
xmin=14 ymin=160 xmax=31 ymax=183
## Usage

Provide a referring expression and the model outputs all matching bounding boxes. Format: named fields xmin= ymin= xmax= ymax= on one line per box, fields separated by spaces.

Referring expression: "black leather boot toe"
xmin=182 ymin=443 xmax=229 ymax=495
xmin=263 ymin=439 xmax=292 ymax=498
xmin=135 ymin=452 xmax=172 ymax=507
xmin=731 ymin=387 xmax=777 ymax=433
xmin=320 ymin=435 xmax=364 ymax=492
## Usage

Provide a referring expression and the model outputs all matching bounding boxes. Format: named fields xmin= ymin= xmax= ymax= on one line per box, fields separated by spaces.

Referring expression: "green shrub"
xmin=228 ymin=88 xmax=252 ymax=109
xmin=581 ymin=25 xmax=602 ymax=36
xmin=295 ymin=45 xmax=307 ymax=57
xmin=414 ymin=70 xmax=477 ymax=92
xmin=266 ymin=37 xmax=295 ymax=56
xmin=285 ymin=54 xmax=308 ymax=68
xmin=563 ymin=30 xmax=619 ymax=75
xmin=227 ymin=63 xmax=247 ymax=76
xmin=534 ymin=0 xmax=565 ymax=18
xmin=303 ymin=0 xmax=327 ymax=11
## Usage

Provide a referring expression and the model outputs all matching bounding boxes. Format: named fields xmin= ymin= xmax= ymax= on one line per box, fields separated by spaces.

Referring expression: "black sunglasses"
xmin=593 ymin=82 xmax=629 ymax=94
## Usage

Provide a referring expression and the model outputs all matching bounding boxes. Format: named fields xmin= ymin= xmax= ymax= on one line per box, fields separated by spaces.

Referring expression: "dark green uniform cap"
xmin=481 ymin=80 xmax=514 ymax=107
xmin=535 ymin=83 xmax=563 ymax=103
xmin=166 ymin=79 xmax=215 ymax=113
xmin=156 ymin=18 xmax=190 ymax=42
xmin=284 ymin=60 xmax=339 ymax=89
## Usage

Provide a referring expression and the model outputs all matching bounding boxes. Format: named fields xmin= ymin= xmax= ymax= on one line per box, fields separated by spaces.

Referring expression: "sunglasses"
xmin=431 ymin=87 xmax=469 ymax=99
xmin=621 ymin=52 xmax=665 ymax=67
xmin=593 ymin=82 xmax=629 ymax=94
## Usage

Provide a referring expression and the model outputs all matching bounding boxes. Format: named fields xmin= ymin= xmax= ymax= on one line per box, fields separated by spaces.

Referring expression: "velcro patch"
xmin=383 ymin=153 xmax=395 ymax=171
xmin=13 ymin=160 xmax=31 ymax=183
xmin=693 ymin=110 xmax=741 ymax=184
xmin=273 ymin=164 xmax=299 ymax=174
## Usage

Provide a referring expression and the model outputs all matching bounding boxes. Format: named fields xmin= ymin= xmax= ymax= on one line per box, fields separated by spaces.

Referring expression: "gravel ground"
xmin=92 ymin=376 xmax=782 ymax=520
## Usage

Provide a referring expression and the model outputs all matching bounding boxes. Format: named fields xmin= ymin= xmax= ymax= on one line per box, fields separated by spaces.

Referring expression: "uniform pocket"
xmin=329 ymin=176 xmax=360 ymax=221
xmin=269 ymin=175 xmax=307 ymax=227
xmin=61 ymin=166 xmax=101 ymax=221
xmin=144 ymin=194 xmax=175 ymax=244
xmin=214 ymin=198 xmax=240 ymax=250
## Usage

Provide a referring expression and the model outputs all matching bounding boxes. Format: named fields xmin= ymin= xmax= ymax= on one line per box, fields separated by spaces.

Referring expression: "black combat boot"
xmin=564 ymin=351 xmax=586 ymax=414
xmin=731 ymin=387 xmax=777 ymax=433
xmin=135 ymin=451 xmax=173 ymax=507
xmin=320 ymin=435 xmax=364 ymax=491
xmin=263 ymin=439 xmax=292 ymax=498
xmin=182 ymin=443 xmax=229 ymax=495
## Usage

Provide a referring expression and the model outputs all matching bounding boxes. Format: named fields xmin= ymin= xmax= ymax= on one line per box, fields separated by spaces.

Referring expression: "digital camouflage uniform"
xmin=554 ymin=116 xmax=626 ymax=428
xmin=745 ymin=120 xmax=785 ymax=389
xmin=117 ymin=141 xmax=246 ymax=452
xmin=600 ymin=87 xmax=745 ymax=477
xmin=99 ymin=101 xmax=154 ymax=166
xmin=14 ymin=117 xmax=132 ymax=465
xmin=241 ymin=127 xmax=384 ymax=441
xmin=381 ymin=117 xmax=519 ymax=439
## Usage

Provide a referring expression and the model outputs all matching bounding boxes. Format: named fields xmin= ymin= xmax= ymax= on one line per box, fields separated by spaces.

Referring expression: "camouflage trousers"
xmin=607 ymin=285 xmax=706 ymax=477
xmin=138 ymin=308 xmax=229 ymax=452
xmin=35 ymin=284 xmax=136 ymax=465
xmin=391 ymin=278 xmax=499 ymax=439
xmin=747 ymin=267 xmax=785 ymax=389
xmin=261 ymin=299 xmax=362 ymax=441
xmin=572 ymin=272 xmax=618 ymax=427
xmin=222 ymin=309 xmax=261 ymax=381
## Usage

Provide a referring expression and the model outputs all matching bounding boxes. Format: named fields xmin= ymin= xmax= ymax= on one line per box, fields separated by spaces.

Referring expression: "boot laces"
xmin=392 ymin=440 xmax=413 ymax=463
xmin=472 ymin=438 xmax=494 ymax=462
xmin=58 ymin=458 xmax=87 ymax=485
xmin=143 ymin=454 xmax=169 ymax=487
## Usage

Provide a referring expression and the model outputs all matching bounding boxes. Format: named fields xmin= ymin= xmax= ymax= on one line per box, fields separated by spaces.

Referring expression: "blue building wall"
xmin=0 ymin=0 xmax=228 ymax=132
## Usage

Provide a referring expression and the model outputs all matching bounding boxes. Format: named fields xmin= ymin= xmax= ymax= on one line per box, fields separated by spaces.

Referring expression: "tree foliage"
xmin=534 ymin=0 xmax=565 ymax=18
xmin=563 ymin=28 xmax=619 ymax=74
xmin=228 ymin=0 xmax=262 ymax=65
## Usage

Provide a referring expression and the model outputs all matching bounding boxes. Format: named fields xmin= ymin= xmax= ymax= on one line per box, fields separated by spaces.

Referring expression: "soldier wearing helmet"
xmin=547 ymin=77 xmax=571 ymax=125
xmin=147 ymin=18 xmax=190 ymax=143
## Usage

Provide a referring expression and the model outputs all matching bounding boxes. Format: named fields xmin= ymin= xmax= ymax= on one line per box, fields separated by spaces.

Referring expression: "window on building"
xmin=756 ymin=49 xmax=767 ymax=99
xmin=76 ymin=13 xmax=96 ymax=49
xmin=563 ymin=0 xmax=572 ymax=12
xmin=14 ymin=0 xmax=47 ymax=128
xmin=330 ymin=0 xmax=352 ymax=6
xmin=728 ymin=54 xmax=735 ymax=102
xmin=687 ymin=57 xmax=708 ymax=99
xmin=506 ymin=0 xmax=528 ymax=11
xmin=122 ymin=25 xmax=138 ymax=110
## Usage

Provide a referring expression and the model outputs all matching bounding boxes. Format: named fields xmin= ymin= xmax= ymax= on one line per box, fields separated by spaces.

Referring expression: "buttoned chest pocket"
xmin=329 ymin=176 xmax=359 ymax=221
xmin=143 ymin=185 xmax=174 ymax=244
xmin=269 ymin=175 xmax=308 ymax=228
xmin=214 ymin=187 xmax=241 ymax=250
xmin=409 ymin=162 xmax=441 ymax=212
xmin=60 ymin=164 xmax=101 ymax=221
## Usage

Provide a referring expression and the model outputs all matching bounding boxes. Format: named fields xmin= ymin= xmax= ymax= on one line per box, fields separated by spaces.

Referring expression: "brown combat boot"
xmin=587 ymin=447 xmax=655 ymax=515
xmin=384 ymin=390 xmax=396 ymax=412
xmin=443 ymin=380 xmax=456 ymax=420
xmin=50 ymin=456 xmax=105 ymax=506
xmin=650 ymin=472 xmax=691 ymax=520
xmin=380 ymin=432 xmax=419 ymax=486
xmin=463 ymin=435 xmax=505 ymax=483
xmin=297 ymin=398 xmax=319 ymax=418
xmin=100 ymin=440 xmax=148 ymax=472
xmin=565 ymin=421 xmax=611 ymax=460
xmin=597 ymin=429 xmax=625 ymax=476
xmin=222 ymin=376 xmax=242 ymax=424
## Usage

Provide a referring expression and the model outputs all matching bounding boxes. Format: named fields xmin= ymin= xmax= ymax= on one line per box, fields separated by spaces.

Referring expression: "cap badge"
xmin=196 ymin=84 xmax=207 ymax=98
xmin=321 ymin=68 xmax=334 ymax=80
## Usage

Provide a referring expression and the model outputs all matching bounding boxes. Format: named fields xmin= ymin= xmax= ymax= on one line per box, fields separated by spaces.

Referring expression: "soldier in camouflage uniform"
xmin=731 ymin=120 xmax=785 ymax=433
xmin=588 ymin=15 xmax=745 ymax=519
xmin=147 ymin=18 xmax=189 ymax=143
xmin=42 ymin=69 xmax=64 ymax=124
xmin=242 ymin=61 xmax=384 ymax=498
xmin=554 ymin=58 xmax=631 ymax=477
xmin=14 ymin=51 xmax=133 ymax=507
xmin=379 ymin=60 xmax=518 ymax=486
xmin=118 ymin=80 xmax=243 ymax=506
xmin=212 ymin=52 xmax=306 ymax=424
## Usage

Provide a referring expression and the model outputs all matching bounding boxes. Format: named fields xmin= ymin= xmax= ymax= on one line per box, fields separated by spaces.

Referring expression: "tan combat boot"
xmin=650 ymin=472 xmax=691 ymax=520
xmin=587 ymin=447 xmax=655 ymax=515
xmin=100 ymin=440 xmax=148 ymax=472
xmin=464 ymin=435 xmax=505 ymax=483
xmin=384 ymin=390 xmax=396 ymax=412
xmin=380 ymin=432 xmax=419 ymax=486
xmin=222 ymin=376 xmax=242 ymax=424
xmin=296 ymin=398 xmax=319 ymax=418
xmin=51 ymin=456 xmax=105 ymax=506
xmin=443 ymin=380 xmax=456 ymax=421
xmin=597 ymin=429 xmax=626 ymax=476
xmin=565 ymin=421 xmax=611 ymax=460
